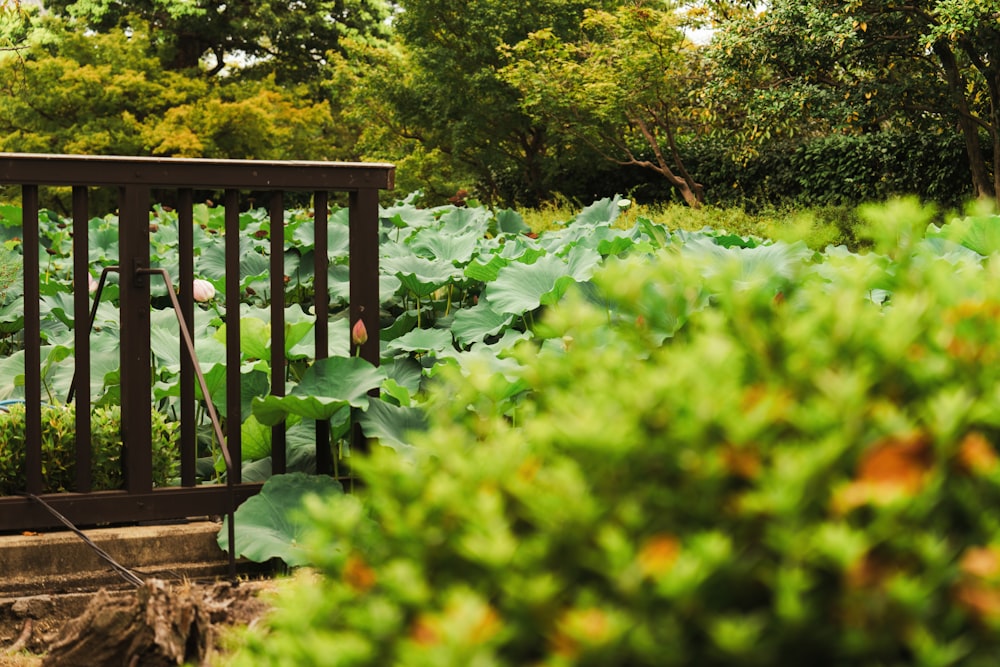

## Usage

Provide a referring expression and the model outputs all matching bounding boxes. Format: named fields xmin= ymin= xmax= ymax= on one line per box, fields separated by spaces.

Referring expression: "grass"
xmin=521 ymin=198 xmax=868 ymax=250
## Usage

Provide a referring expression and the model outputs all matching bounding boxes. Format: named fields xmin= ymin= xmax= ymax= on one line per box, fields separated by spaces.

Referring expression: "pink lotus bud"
xmin=351 ymin=318 xmax=369 ymax=346
xmin=192 ymin=278 xmax=216 ymax=302
xmin=88 ymin=273 xmax=98 ymax=294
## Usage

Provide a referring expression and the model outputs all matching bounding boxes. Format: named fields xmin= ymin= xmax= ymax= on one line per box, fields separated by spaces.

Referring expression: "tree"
xmin=375 ymin=0 xmax=623 ymax=205
xmin=43 ymin=0 xmax=392 ymax=83
xmin=500 ymin=1 xmax=712 ymax=208
xmin=709 ymin=0 xmax=1000 ymax=204
xmin=0 ymin=17 xmax=342 ymax=160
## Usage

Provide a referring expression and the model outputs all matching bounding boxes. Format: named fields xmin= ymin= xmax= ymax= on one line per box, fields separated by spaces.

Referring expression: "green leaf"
xmin=252 ymin=356 xmax=385 ymax=425
xmin=385 ymin=327 xmax=453 ymax=355
xmin=451 ymin=301 xmax=514 ymax=346
xmin=242 ymin=413 xmax=272 ymax=461
xmin=218 ymin=472 xmax=344 ymax=567
xmin=383 ymin=254 xmax=462 ymax=298
xmin=495 ymin=208 xmax=531 ymax=234
xmin=409 ymin=228 xmax=480 ymax=266
xmin=359 ymin=398 xmax=427 ymax=454
xmin=485 ymin=247 xmax=598 ymax=316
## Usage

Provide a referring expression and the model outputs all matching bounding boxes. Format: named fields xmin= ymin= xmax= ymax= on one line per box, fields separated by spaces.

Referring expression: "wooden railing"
xmin=0 ymin=153 xmax=394 ymax=535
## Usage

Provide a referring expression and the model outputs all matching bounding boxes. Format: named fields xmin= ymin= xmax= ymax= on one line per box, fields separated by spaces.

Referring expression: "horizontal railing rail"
xmin=0 ymin=153 xmax=394 ymax=534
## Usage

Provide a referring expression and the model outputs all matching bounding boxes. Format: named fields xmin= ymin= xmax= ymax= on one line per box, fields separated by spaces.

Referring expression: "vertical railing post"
xmin=269 ymin=193 xmax=287 ymax=475
xmin=349 ymin=188 xmax=381 ymax=456
xmin=22 ymin=185 xmax=42 ymax=494
xmin=224 ymin=190 xmax=242 ymax=484
xmin=313 ymin=192 xmax=332 ymax=475
xmin=119 ymin=185 xmax=153 ymax=493
xmin=178 ymin=189 xmax=196 ymax=486
xmin=72 ymin=186 xmax=92 ymax=492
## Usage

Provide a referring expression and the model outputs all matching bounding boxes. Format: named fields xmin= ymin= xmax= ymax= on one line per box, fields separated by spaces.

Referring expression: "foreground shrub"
xmin=232 ymin=202 xmax=1000 ymax=665
xmin=0 ymin=403 xmax=178 ymax=494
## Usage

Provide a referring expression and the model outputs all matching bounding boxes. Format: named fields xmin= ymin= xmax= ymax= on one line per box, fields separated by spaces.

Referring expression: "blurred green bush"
xmin=232 ymin=201 xmax=1000 ymax=666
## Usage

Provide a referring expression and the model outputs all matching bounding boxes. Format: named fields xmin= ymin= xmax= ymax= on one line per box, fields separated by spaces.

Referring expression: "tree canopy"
xmin=0 ymin=0 xmax=994 ymax=208
xmin=44 ymin=0 xmax=392 ymax=82
xmin=710 ymin=0 xmax=1000 ymax=203
xmin=501 ymin=1 xmax=714 ymax=207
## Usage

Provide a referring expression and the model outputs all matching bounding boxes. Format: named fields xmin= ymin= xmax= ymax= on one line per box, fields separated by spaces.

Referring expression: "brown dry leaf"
xmin=637 ymin=534 xmax=680 ymax=579
xmin=956 ymin=546 xmax=1000 ymax=621
xmin=551 ymin=608 xmax=610 ymax=658
xmin=835 ymin=432 xmax=933 ymax=513
xmin=960 ymin=546 xmax=1000 ymax=579
xmin=722 ymin=444 xmax=762 ymax=479
xmin=958 ymin=432 xmax=999 ymax=475
xmin=342 ymin=554 xmax=377 ymax=593
xmin=845 ymin=552 xmax=893 ymax=591
xmin=410 ymin=616 xmax=439 ymax=646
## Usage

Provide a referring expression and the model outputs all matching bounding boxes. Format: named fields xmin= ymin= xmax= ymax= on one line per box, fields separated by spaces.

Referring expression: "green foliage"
xmin=709 ymin=0 xmax=1000 ymax=202
xmin=675 ymin=130 xmax=976 ymax=211
xmin=219 ymin=472 xmax=346 ymax=568
xmin=357 ymin=0 xmax=622 ymax=205
xmin=0 ymin=403 xmax=177 ymax=494
xmin=44 ymin=0 xmax=391 ymax=82
xmin=229 ymin=199 xmax=1000 ymax=665
xmin=0 ymin=18 xmax=346 ymax=169
xmin=501 ymin=1 xmax=708 ymax=207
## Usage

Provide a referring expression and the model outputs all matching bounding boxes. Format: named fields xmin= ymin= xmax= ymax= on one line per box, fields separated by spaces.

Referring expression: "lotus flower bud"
xmin=88 ymin=273 xmax=98 ymax=294
xmin=192 ymin=278 xmax=216 ymax=303
xmin=351 ymin=318 xmax=369 ymax=346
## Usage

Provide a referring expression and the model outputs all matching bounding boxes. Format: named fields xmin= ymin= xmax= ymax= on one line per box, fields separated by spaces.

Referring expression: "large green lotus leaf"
xmin=438 ymin=206 xmax=492 ymax=236
xmin=494 ymin=208 xmax=530 ymax=234
xmin=383 ymin=255 xmax=461 ymax=298
xmin=451 ymin=301 xmax=513 ymax=346
xmin=485 ymin=253 xmax=565 ymax=316
xmin=197 ymin=237 xmax=270 ymax=285
xmin=499 ymin=236 xmax=545 ymax=263
xmin=242 ymin=413 xmax=271 ymax=461
xmin=218 ymin=472 xmax=344 ymax=567
xmin=252 ymin=356 xmax=385 ymax=426
xmin=682 ymin=238 xmax=812 ymax=290
xmin=637 ymin=217 xmax=670 ymax=248
xmin=0 ymin=350 xmax=22 ymax=399
xmin=359 ymin=398 xmax=426 ymax=455
xmin=283 ymin=307 xmax=316 ymax=355
xmin=573 ymin=196 xmax=622 ymax=226
xmin=385 ymin=327 xmax=453 ymax=355
xmin=382 ymin=203 xmax=438 ymax=229
xmin=464 ymin=254 xmax=509 ymax=283
xmin=291 ymin=214 xmax=350 ymax=257
xmin=486 ymin=247 xmax=599 ymax=316
xmin=927 ymin=215 xmax=1000 ymax=256
xmin=88 ymin=225 xmax=118 ymax=263
xmin=0 ymin=297 xmax=24 ymax=334
xmin=384 ymin=357 xmax=424 ymax=396
xmin=409 ymin=228 xmax=480 ymax=266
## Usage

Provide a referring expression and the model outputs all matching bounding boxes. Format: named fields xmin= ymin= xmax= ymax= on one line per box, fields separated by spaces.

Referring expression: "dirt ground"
xmin=0 ymin=577 xmax=277 ymax=666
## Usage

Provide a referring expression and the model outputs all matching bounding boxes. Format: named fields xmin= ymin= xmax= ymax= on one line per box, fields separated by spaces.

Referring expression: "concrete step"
xmin=0 ymin=521 xmax=267 ymax=599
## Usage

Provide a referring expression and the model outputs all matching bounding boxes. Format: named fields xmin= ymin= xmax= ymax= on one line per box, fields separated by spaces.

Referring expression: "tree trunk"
xmin=934 ymin=41 xmax=996 ymax=201
xmin=42 ymin=580 xmax=209 ymax=667
xmin=632 ymin=115 xmax=703 ymax=209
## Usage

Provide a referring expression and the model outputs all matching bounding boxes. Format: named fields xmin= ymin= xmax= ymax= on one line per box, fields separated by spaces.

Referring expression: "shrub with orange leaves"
xmin=229 ymin=201 xmax=1000 ymax=666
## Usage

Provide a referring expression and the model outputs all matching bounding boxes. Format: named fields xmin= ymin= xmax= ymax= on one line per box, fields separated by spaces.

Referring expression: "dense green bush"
xmin=0 ymin=404 xmax=178 ymax=494
xmin=651 ymin=131 xmax=976 ymax=212
xmin=231 ymin=202 xmax=1000 ymax=665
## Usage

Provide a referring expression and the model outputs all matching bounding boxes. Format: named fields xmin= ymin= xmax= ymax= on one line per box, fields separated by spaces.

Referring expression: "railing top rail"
xmin=0 ymin=152 xmax=395 ymax=191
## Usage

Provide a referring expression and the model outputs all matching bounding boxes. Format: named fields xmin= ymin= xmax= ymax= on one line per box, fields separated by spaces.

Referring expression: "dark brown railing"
xmin=0 ymin=153 xmax=394 ymax=534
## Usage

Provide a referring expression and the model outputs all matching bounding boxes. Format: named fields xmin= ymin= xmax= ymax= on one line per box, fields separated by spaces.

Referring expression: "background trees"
xmin=709 ymin=0 xmax=1000 ymax=205
xmin=501 ymin=2 xmax=712 ymax=208
xmin=0 ymin=0 xmax=992 ymax=209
